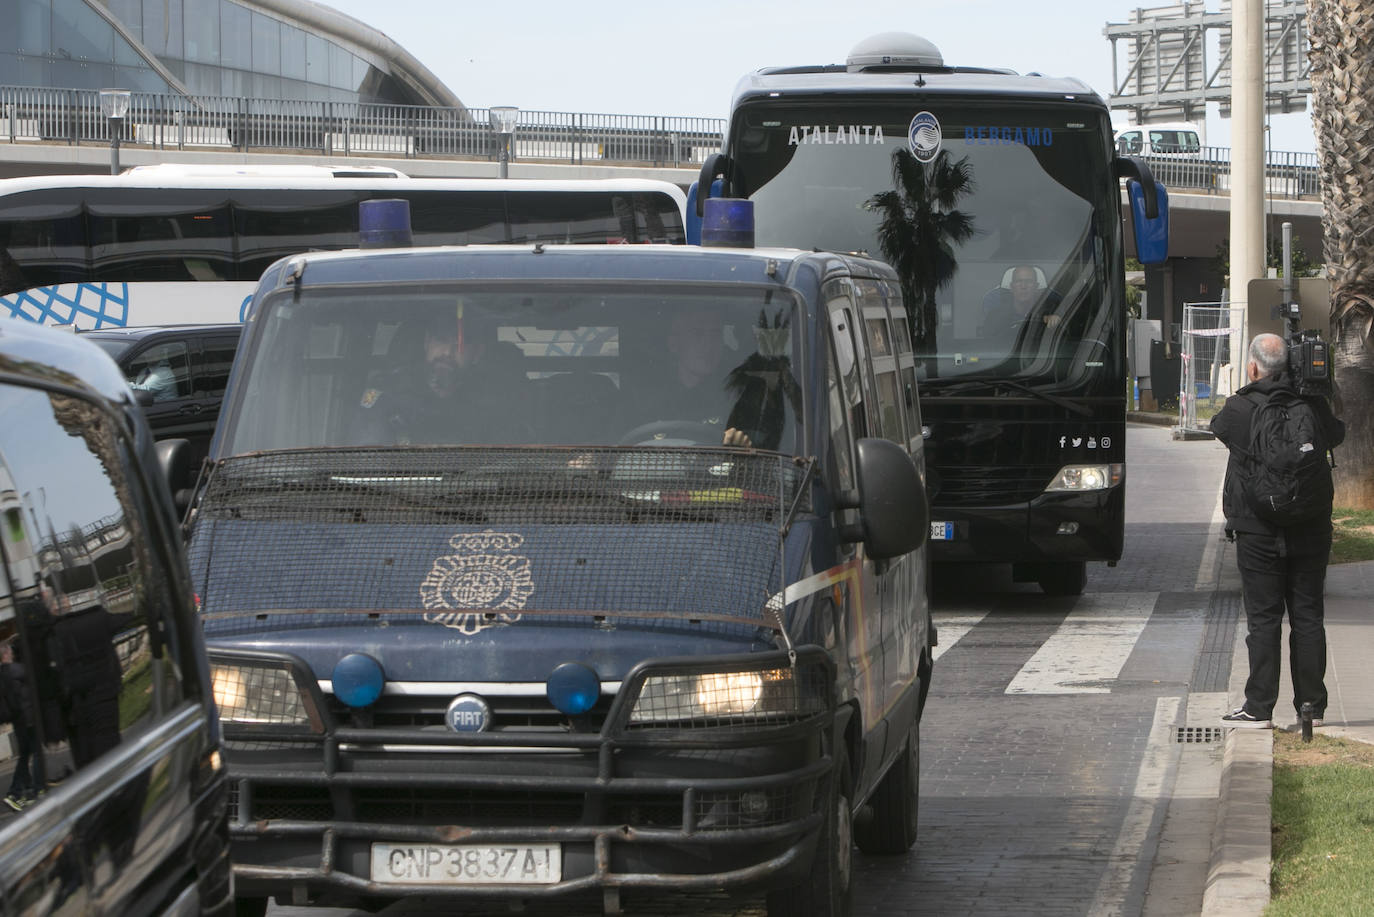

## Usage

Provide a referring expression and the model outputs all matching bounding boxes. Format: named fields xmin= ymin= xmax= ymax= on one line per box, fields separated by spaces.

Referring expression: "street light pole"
xmin=488 ymin=106 xmax=519 ymax=179
xmin=99 ymin=88 xmax=131 ymax=175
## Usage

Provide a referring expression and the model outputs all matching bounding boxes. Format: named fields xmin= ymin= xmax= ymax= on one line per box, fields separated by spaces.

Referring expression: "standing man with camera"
xmin=1210 ymin=332 xmax=1345 ymax=728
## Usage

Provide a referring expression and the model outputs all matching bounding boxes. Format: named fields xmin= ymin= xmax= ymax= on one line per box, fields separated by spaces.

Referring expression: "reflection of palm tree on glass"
xmin=865 ymin=148 xmax=976 ymax=356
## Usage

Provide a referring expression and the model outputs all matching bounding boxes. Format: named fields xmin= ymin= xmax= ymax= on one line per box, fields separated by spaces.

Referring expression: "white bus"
xmin=0 ymin=167 xmax=687 ymax=328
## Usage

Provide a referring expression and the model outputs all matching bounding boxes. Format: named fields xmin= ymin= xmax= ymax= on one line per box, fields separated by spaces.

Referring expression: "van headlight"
xmin=210 ymin=654 xmax=323 ymax=731
xmin=627 ymin=661 xmax=827 ymax=728
xmin=1044 ymin=463 xmax=1124 ymax=492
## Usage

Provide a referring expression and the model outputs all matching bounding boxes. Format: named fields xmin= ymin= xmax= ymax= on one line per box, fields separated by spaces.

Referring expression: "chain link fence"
xmin=1177 ymin=302 xmax=1247 ymax=437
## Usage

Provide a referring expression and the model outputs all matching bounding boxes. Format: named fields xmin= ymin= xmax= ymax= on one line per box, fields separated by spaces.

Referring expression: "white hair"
xmin=1249 ymin=333 xmax=1288 ymax=378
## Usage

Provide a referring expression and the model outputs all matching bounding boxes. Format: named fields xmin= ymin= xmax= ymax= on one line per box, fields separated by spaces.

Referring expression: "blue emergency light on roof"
xmin=358 ymin=198 xmax=412 ymax=248
xmin=701 ymin=197 xmax=755 ymax=248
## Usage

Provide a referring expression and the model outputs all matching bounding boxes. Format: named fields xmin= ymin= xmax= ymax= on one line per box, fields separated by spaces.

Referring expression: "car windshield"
xmin=222 ymin=282 xmax=804 ymax=456
xmin=86 ymin=337 xmax=135 ymax=361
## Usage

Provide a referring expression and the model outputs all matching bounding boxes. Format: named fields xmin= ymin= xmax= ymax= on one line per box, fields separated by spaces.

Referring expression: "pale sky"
xmin=317 ymin=0 xmax=1319 ymax=155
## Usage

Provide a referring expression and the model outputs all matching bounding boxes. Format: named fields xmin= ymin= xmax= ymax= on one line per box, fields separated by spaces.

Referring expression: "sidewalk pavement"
xmin=1202 ymin=558 xmax=1374 ymax=916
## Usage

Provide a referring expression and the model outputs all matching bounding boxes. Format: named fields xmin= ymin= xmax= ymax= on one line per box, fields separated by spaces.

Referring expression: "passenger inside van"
xmin=350 ymin=304 xmax=532 ymax=445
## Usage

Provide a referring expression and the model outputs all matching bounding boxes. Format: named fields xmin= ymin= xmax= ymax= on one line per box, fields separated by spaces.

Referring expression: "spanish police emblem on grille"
xmin=908 ymin=111 xmax=941 ymax=163
xmin=420 ymin=530 xmax=535 ymax=634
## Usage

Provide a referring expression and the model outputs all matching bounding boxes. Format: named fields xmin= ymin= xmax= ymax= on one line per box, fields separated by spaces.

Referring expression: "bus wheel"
xmin=854 ymin=724 xmax=919 ymax=855
xmin=1038 ymin=561 xmax=1087 ymax=596
xmin=766 ymin=755 xmax=853 ymax=917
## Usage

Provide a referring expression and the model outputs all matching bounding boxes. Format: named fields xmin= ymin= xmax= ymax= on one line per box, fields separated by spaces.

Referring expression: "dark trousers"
xmin=6 ymin=723 xmax=35 ymax=799
xmin=1235 ymin=531 xmax=1330 ymax=719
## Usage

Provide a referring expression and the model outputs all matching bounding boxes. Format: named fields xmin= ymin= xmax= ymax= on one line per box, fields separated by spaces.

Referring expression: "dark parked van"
xmin=187 ymin=240 xmax=932 ymax=917
xmin=78 ymin=323 xmax=242 ymax=474
xmin=0 ymin=319 xmax=231 ymax=914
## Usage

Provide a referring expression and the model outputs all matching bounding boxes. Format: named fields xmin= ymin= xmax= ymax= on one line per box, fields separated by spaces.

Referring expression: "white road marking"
xmin=1089 ymin=695 xmax=1183 ymax=917
xmin=930 ymin=612 xmax=989 ymax=661
xmin=1006 ymin=593 xmax=1157 ymax=694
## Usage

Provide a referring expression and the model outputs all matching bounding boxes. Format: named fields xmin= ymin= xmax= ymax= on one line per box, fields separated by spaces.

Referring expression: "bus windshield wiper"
xmin=992 ymin=380 xmax=1094 ymax=417
xmin=918 ymin=376 xmax=1092 ymax=417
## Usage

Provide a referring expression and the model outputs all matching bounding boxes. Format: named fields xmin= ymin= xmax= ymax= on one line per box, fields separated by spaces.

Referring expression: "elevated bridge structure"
xmin=1 ymin=83 xmax=1324 ymax=261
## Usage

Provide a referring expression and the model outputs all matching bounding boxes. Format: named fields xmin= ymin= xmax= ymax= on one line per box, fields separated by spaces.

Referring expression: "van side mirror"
xmin=849 ymin=438 xmax=929 ymax=560
xmin=155 ymin=437 xmax=193 ymax=515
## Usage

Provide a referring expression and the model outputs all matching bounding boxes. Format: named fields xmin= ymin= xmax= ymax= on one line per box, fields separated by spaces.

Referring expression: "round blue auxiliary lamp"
xmin=546 ymin=662 xmax=601 ymax=716
xmin=332 ymin=653 xmax=386 ymax=708
xmin=358 ymin=198 xmax=413 ymax=249
xmin=700 ymin=197 xmax=755 ymax=248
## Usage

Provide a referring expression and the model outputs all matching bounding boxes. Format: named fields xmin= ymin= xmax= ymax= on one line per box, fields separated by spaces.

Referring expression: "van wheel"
xmin=854 ymin=726 xmax=919 ymax=854
xmin=234 ymin=897 xmax=268 ymax=917
xmin=1038 ymin=561 xmax=1086 ymax=596
xmin=766 ymin=755 xmax=853 ymax=917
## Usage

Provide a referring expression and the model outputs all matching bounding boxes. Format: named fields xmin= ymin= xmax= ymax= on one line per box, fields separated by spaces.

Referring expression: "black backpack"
xmin=1242 ymin=389 xmax=1334 ymax=525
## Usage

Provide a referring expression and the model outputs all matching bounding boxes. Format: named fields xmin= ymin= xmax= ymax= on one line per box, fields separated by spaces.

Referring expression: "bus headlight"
xmin=211 ymin=658 xmax=319 ymax=729
xmin=1044 ymin=463 xmax=1124 ymax=493
xmin=627 ymin=663 xmax=826 ymax=727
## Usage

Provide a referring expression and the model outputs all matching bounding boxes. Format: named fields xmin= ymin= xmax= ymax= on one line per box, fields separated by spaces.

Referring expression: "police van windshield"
xmin=223 ymin=284 xmax=803 ymax=456
xmin=728 ymin=101 xmax=1121 ymax=391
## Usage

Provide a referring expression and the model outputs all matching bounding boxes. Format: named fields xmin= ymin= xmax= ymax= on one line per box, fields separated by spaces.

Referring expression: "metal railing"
xmin=0 ymin=85 xmax=726 ymax=169
xmin=2 ymin=84 xmax=1323 ymax=195
xmin=1140 ymin=146 xmax=1321 ymax=200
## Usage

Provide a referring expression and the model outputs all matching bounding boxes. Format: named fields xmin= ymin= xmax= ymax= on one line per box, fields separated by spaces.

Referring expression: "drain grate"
xmin=1176 ymin=726 xmax=1227 ymax=744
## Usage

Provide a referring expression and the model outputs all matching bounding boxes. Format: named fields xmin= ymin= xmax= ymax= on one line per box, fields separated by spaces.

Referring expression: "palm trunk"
xmin=1308 ymin=0 xmax=1374 ymax=509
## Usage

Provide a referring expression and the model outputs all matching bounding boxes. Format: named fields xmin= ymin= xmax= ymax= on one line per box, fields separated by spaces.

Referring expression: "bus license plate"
xmin=930 ymin=522 xmax=954 ymax=541
xmin=371 ymin=843 xmax=561 ymax=885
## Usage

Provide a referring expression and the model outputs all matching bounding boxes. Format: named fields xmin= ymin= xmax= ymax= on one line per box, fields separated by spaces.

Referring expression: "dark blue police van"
xmin=185 ymin=205 xmax=933 ymax=917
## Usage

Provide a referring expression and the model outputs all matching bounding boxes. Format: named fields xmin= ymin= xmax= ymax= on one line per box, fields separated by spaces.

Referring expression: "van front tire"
xmin=854 ymin=725 xmax=919 ymax=854
xmin=767 ymin=755 xmax=853 ymax=917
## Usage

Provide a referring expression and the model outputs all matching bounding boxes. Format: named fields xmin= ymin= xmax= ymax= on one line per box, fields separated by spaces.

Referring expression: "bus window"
xmin=233 ymin=191 xmax=360 ymax=278
xmin=405 ymin=191 xmax=507 ymax=245
xmin=89 ymin=192 xmax=233 ymax=283
xmin=0 ymin=193 xmax=87 ymax=292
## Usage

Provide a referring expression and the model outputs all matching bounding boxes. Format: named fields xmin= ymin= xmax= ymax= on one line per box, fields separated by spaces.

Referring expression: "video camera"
xmin=1278 ymin=301 xmax=1331 ymax=397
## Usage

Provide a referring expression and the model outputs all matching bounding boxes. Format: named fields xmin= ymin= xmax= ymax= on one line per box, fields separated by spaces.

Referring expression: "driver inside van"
xmin=351 ymin=303 xmax=530 ymax=445
xmin=623 ymin=306 xmax=797 ymax=450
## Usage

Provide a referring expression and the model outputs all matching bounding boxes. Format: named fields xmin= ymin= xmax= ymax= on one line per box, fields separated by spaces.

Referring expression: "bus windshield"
xmin=222 ymin=283 xmax=803 ymax=457
xmin=729 ymin=101 xmax=1121 ymax=391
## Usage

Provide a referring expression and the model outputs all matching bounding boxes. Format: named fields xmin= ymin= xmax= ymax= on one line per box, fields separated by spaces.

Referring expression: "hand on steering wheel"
xmin=617 ymin=420 xmax=752 ymax=447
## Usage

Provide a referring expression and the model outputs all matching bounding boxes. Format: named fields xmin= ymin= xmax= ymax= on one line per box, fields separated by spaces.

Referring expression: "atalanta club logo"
xmin=908 ymin=111 xmax=942 ymax=163
xmin=420 ymin=530 xmax=535 ymax=634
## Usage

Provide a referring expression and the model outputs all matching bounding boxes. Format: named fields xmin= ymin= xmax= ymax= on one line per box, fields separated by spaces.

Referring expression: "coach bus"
xmin=692 ymin=32 xmax=1169 ymax=595
xmin=0 ymin=165 xmax=687 ymax=329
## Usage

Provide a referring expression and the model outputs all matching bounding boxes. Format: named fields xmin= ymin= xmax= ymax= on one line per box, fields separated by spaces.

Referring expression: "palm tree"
xmin=864 ymin=147 xmax=977 ymax=354
xmin=1308 ymin=0 xmax=1374 ymax=508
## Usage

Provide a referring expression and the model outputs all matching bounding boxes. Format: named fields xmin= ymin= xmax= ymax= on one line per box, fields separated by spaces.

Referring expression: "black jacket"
xmin=1209 ymin=372 xmax=1346 ymax=537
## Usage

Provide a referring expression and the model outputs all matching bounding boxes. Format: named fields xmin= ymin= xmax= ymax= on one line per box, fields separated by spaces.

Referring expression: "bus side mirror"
xmin=1127 ymin=179 xmax=1170 ymax=265
xmin=851 ymin=437 xmax=929 ymax=559
xmin=1116 ymin=155 xmax=1170 ymax=266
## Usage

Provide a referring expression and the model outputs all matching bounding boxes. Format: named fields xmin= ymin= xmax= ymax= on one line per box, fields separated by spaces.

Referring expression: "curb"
xmin=1201 ymin=728 xmax=1272 ymax=915
xmin=1126 ymin=411 xmax=1179 ymax=428
xmin=1201 ymin=617 xmax=1271 ymax=916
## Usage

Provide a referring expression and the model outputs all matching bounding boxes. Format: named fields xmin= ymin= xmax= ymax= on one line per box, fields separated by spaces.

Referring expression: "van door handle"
xmin=178 ymin=404 xmax=203 ymax=415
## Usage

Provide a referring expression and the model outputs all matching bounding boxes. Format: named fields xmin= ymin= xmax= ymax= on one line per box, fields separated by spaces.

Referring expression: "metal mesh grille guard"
xmin=189 ymin=446 xmax=811 ymax=631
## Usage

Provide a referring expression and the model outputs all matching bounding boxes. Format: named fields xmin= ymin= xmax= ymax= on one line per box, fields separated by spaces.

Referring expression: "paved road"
xmin=267 ymin=423 xmax=1235 ymax=916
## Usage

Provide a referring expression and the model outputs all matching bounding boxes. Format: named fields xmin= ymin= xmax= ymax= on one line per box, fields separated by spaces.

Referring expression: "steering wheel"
xmin=617 ymin=420 xmax=722 ymax=446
